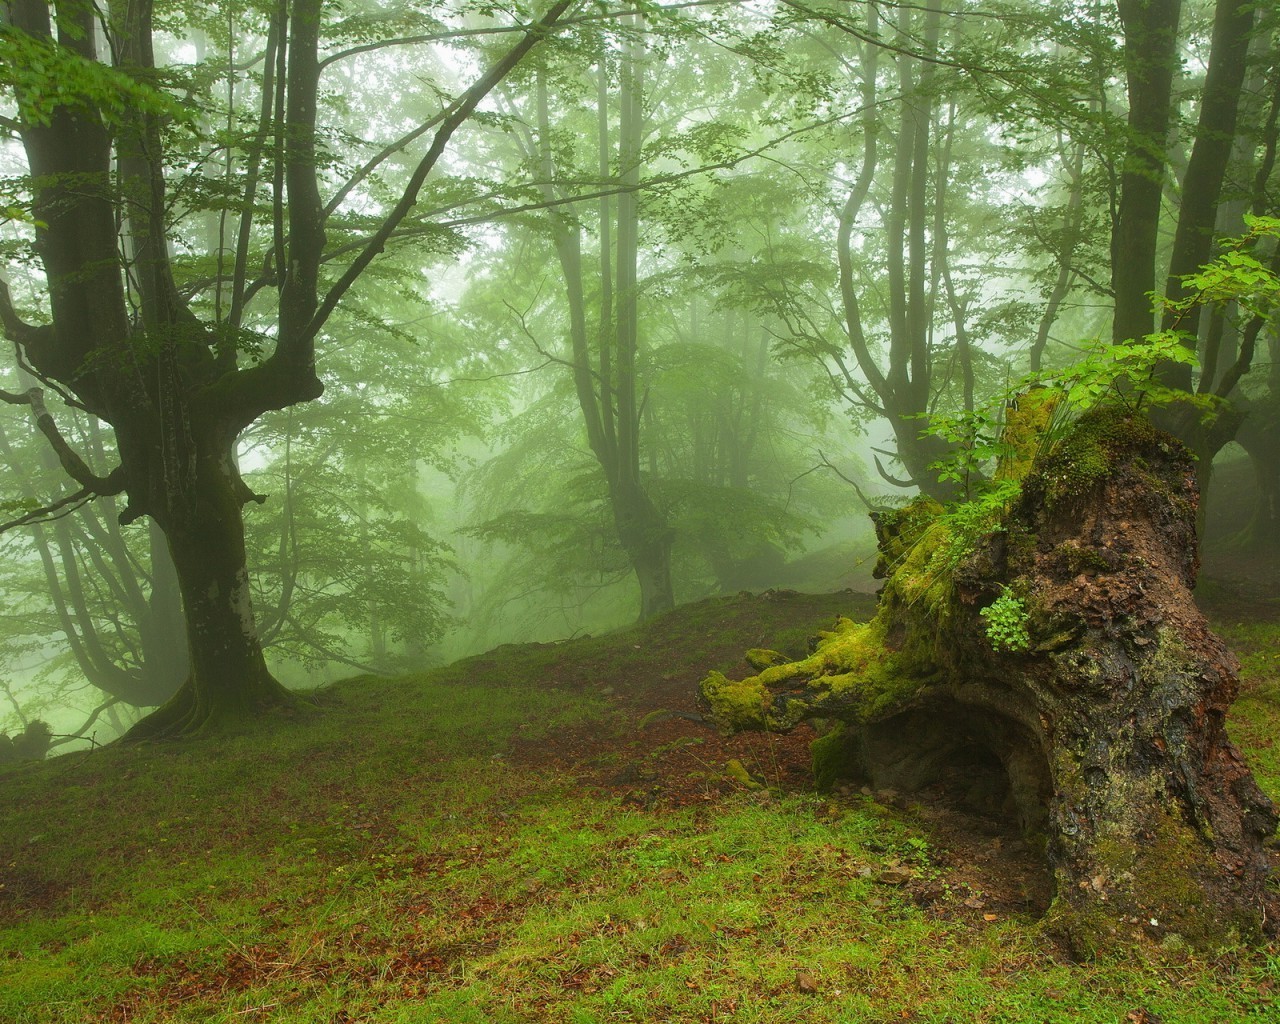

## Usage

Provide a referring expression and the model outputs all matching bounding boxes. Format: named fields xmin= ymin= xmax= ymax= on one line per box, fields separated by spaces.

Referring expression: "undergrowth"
xmin=0 ymin=594 xmax=1277 ymax=1023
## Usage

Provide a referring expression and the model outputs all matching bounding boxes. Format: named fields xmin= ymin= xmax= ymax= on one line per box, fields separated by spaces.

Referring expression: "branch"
xmin=316 ymin=1 xmax=731 ymax=71
xmin=45 ymin=696 xmax=128 ymax=749
xmin=0 ymin=277 xmax=39 ymax=345
xmin=816 ymin=450 xmax=882 ymax=512
xmin=872 ymin=451 xmax=915 ymax=489
xmin=318 ymin=103 xmax=876 ymax=266
xmin=0 ymin=486 xmax=95 ymax=533
xmin=13 ymin=388 xmax=122 ymax=492
xmin=307 ymin=0 xmax=580 ymax=342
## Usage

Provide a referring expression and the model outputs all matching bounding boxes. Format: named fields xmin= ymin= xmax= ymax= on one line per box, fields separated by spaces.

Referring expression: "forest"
xmin=1 ymin=0 xmax=1280 ymax=1019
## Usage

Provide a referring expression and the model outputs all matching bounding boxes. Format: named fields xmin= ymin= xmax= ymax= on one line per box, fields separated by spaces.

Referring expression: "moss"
xmin=871 ymin=497 xmax=944 ymax=579
xmin=745 ymin=648 xmax=789 ymax=671
xmin=880 ymin=517 xmax=955 ymax=620
xmin=810 ymin=724 xmax=860 ymax=792
xmin=699 ymin=670 xmax=770 ymax=734
xmin=699 ymin=615 xmax=925 ymax=735
xmin=996 ymin=387 xmax=1061 ymax=482
xmin=1032 ymin=408 xmax=1160 ymax=509
xmin=1051 ymin=804 xmax=1257 ymax=954
xmin=1048 ymin=540 xmax=1115 ymax=578
xmin=723 ymin=758 xmax=764 ymax=790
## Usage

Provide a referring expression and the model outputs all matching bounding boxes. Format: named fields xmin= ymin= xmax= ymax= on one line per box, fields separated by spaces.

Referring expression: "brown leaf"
xmin=795 ymin=970 xmax=820 ymax=994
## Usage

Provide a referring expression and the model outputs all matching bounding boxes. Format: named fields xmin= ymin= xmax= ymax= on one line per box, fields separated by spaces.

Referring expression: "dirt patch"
xmin=507 ymin=588 xmax=1056 ymax=927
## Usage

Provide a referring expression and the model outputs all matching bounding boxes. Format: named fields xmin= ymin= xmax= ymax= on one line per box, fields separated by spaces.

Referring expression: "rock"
xmin=745 ymin=648 xmax=790 ymax=670
xmin=723 ymin=758 xmax=764 ymax=790
xmin=875 ymin=866 xmax=914 ymax=886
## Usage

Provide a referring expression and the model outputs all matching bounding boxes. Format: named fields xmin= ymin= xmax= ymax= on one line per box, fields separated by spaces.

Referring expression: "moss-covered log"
xmin=699 ymin=405 xmax=1278 ymax=953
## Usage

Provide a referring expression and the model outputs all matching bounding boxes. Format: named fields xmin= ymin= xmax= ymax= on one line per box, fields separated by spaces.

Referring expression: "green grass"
xmin=1222 ymin=617 xmax=1280 ymax=803
xmin=1 ymin=594 xmax=1278 ymax=1023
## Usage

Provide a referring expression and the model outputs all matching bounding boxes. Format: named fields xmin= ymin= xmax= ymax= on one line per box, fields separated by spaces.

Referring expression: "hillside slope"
xmin=1 ymin=588 xmax=1278 ymax=1024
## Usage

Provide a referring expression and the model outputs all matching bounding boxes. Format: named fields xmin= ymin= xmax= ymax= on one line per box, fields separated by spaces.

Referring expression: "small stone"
xmin=795 ymin=971 xmax=819 ymax=994
xmin=875 ymin=866 xmax=914 ymax=886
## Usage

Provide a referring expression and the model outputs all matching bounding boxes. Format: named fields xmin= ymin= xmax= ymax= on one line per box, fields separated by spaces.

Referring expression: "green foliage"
xmin=925 ymin=217 xmax=1280 ymax=499
xmin=980 ymin=589 xmax=1031 ymax=653
xmin=1172 ymin=215 xmax=1280 ymax=320
xmin=1054 ymin=332 xmax=1199 ymax=414
xmin=0 ymin=25 xmax=189 ymax=129
xmin=926 ymin=404 xmax=1015 ymax=493
xmin=936 ymin=478 xmax=1023 ymax=569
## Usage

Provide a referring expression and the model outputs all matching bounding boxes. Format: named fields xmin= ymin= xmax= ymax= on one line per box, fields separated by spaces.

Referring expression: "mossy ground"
xmin=1 ymin=590 xmax=1278 ymax=1023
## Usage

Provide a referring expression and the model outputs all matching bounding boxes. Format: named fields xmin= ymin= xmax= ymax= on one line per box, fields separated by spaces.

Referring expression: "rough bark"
xmin=1158 ymin=0 xmax=1256 ymax=381
xmin=700 ymin=404 xmax=1277 ymax=953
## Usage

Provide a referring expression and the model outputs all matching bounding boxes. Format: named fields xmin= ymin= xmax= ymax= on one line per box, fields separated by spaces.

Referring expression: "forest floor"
xmin=1 ymin=579 xmax=1279 ymax=1023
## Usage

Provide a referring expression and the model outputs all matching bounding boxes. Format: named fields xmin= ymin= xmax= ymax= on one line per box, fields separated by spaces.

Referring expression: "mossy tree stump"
xmin=699 ymin=407 xmax=1277 ymax=952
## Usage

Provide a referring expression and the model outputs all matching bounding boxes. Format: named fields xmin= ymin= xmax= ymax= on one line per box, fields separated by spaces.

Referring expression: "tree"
xmin=701 ymin=397 xmax=1278 ymax=952
xmin=0 ymin=406 xmax=187 ymax=721
xmin=0 ymin=0 xmax=575 ymax=736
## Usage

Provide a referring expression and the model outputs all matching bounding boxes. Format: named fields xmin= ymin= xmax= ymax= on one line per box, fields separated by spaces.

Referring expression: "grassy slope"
xmin=1 ymin=591 xmax=1277 ymax=1024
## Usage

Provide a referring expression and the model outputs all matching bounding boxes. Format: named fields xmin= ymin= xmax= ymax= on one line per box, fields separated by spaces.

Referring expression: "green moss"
xmin=699 ymin=612 xmax=929 ymax=737
xmin=881 ymin=517 xmax=955 ymax=619
xmin=810 ymin=724 xmax=859 ymax=792
xmin=1052 ymin=804 xmax=1255 ymax=954
xmin=872 ymin=497 xmax=944 ymax=579
xmin=996 ymin=387 xmax=1061 ymax=482
xmin=745 ymin=648 xmax=789 ymax=671
xmin=723 ymin=758 xmax=764 ymax=790
xmin=1032 ymin=408 xmax=1160 ymax=508
xmin=1050 ymin=540 xmax=1115 ymax=577
xmin=699 ymin=670 xmax=770 ymax=734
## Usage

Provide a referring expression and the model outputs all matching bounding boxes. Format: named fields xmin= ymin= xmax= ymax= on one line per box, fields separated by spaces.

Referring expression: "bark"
xmin=1158 ymin=0 xmax=1256 ymax=383
xmin=828 ymin=4 xmax=957 ymax=501
xmin=700 ymin=403 xmax=1277 ymax=953
xmin=125 ymin=438 xmax=284 ymax=740
xmin=1111 ymin=0 xmax=1182 ymax=345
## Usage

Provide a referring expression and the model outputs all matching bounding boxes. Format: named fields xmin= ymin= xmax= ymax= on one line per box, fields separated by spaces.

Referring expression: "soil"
xmin=507 ymin=588 xmax=1056 ymax=930
xmin=505 ymin=529 xmax=1280 ymax=938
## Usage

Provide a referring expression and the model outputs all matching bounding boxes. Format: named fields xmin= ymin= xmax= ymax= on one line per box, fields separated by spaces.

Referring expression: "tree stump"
xmin=699 ymin=406 xmax=1277 ymax=952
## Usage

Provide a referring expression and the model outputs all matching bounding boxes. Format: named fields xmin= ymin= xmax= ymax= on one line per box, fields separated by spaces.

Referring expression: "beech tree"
xmin=0 ymin=0 xmax=575 ymax=736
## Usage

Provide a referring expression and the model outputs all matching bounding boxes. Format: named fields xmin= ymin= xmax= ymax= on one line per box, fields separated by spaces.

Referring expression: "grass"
xmin=1 ymin=592 xmax=1278 ymax=1023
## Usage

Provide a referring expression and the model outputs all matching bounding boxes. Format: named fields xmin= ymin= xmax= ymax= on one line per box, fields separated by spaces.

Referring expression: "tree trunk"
xmin=1158 ymin=0 xmax=1256 ymax=383
xmin=611 ymin=481 xmax=675 ymax=621
xmin=1112 ymin=0 xmax=1182 ymax=344
xmin=700 ymin=404 xmax=1277 ymax=953
xmin=1231 ymin=394 xmax=1280 ymax=552
xmin=126 ymin=448 xmax=291 ymax=739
